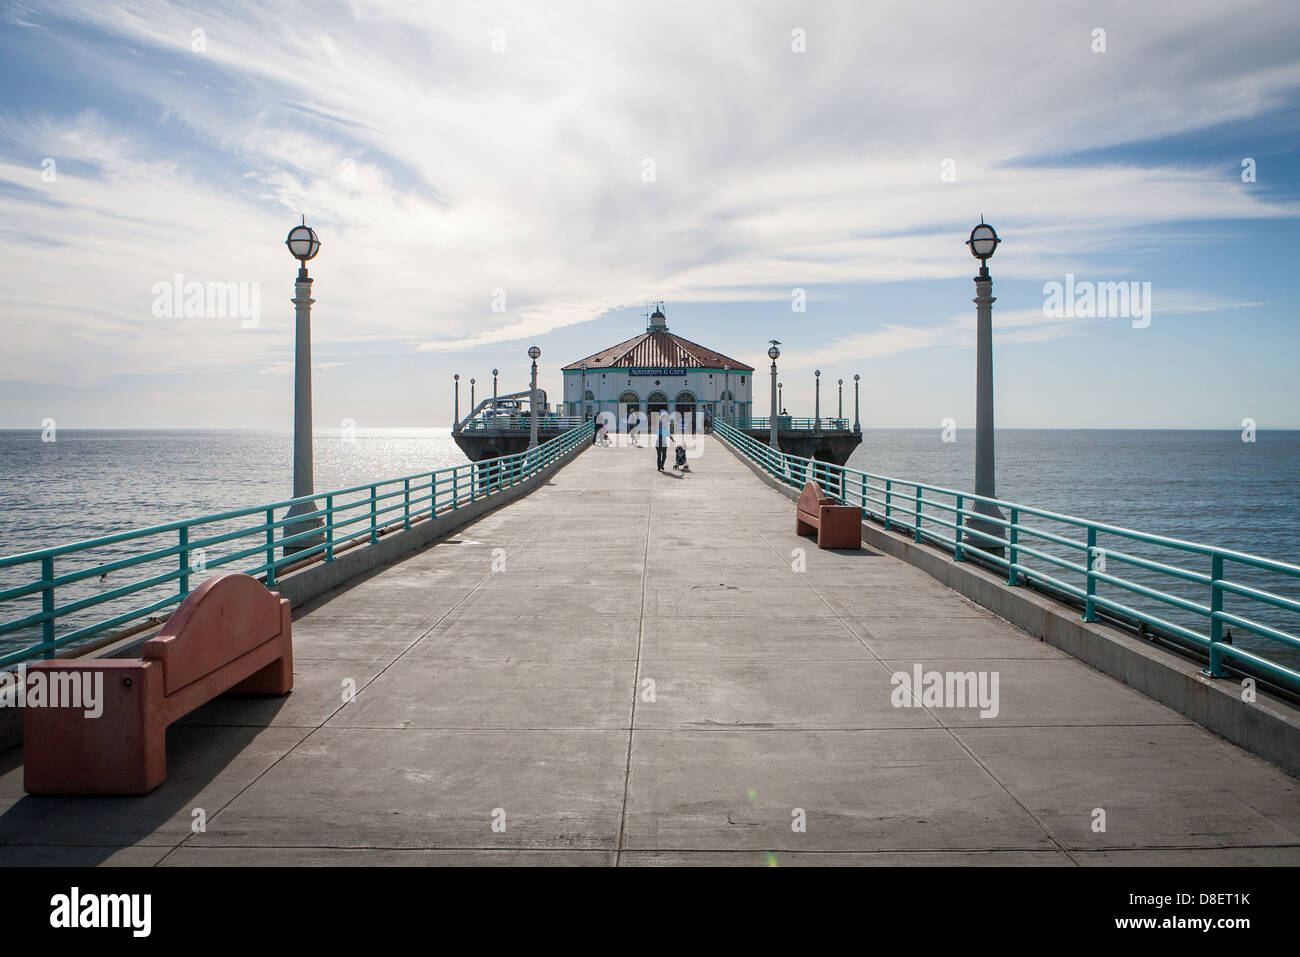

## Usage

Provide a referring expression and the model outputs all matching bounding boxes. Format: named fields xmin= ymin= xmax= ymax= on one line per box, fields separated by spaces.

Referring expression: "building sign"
xmin=629 ymin=367 xmax=687 ymax=377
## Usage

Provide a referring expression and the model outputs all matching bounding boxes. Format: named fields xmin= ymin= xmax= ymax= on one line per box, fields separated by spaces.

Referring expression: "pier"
xmin=2 ymin=434 xmax=1297 ymax=865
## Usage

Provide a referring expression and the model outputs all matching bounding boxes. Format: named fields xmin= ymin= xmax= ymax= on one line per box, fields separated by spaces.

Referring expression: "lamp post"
xmin=838 ymin=378 xmax=843 ymax=423
xmin=966 ymin=219 xmax=1005 ymax=553
xmin=723 ymin=364 xmax=730 ymax=422
xmin=453 ymin=374 xmax=460 ymax=431
xmin=470 ymin=378 xmax=476 ymax=417
xmin=528 ymin=344 xmax=541 ymax=449
xmin=853 ymin=373 xmax=861 ymax=434
xmin=767 ymin=343 xmax=781 ymax=449
xmin=492 ymin=368 xmax=499 ymax=412
xmin=283 ymin=219 xmax=322 ymax=554
xmin=778 ymin=381 xmax=783 ymax=413
xmin=814 ymin=369 xmax=821 ymax=433
xmin=580 ymin=361 xmax=588 ymax=420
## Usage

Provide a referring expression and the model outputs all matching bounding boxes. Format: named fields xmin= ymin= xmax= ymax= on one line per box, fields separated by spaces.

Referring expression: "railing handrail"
xmin=0 ymin=437 xmax=574 ymax=568
xmin=711 ymin=419 xmax=1300 ymax=695
xmin=748 ymin=416 xmax=852 ymax=431
xmin=0 ymin=422 xmax=594 ymax=666
xmin=459 ymin=415 xmax=587 ymax=431
xmin=720 ymin=420 xmax=1300 ymax=576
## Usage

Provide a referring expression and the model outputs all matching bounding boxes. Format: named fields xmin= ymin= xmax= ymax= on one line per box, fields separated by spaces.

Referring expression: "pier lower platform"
xmin=1 ymin=436 xmax=1297 ymax=866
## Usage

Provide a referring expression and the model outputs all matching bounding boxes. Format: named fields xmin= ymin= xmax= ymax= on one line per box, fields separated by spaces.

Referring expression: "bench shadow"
xmin=793 ymin=536 xmax=882 ymax=558
xmin=0 ymin=695 xmax=288 ymax=867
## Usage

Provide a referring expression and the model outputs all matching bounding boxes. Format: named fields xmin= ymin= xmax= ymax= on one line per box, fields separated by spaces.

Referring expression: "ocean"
xmin=1 ymin=428 xmax=1297 ymax=673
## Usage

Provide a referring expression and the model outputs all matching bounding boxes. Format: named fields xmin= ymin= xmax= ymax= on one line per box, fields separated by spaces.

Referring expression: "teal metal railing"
xmin=458 ymin=414 xmax=588 ymax=432
xmin=748 ymin=416 xmax=851 ymax=431
xmin=0 ymin=422 xmax=594 ymax=668
xmin=713 ymin=419 xmax=1300 ymax=695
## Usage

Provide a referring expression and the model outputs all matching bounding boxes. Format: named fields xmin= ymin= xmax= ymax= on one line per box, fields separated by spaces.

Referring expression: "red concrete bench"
xmin=796 ymin=480 xmax=862 ymax=549
xmin=23 ymin=573 xmax=293 ymax=796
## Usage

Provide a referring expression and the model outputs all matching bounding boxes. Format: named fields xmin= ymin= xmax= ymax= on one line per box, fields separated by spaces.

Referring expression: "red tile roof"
xmin=562 ymin=330 xmax=754 ymax=372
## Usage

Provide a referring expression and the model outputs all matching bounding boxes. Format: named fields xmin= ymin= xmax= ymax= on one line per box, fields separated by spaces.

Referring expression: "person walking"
xmin=627 ymin=409 xmax=640 ymax=447
xmin=655 ymin=412 xmax=674 ymax=472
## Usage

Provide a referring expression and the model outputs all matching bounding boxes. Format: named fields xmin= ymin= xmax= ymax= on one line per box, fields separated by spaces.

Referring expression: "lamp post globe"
xmin=283 ymin=219 xmax=323 ymax=554
xmin=967 ymin=219 xmax=1006 ymax=551
xmin=966 ymin=220 xmax=1000 ymax=279
xmin=967 ymin=222 xmax=999 ymax=259
xmin=285 ymin=222 xmax=321 ymax=266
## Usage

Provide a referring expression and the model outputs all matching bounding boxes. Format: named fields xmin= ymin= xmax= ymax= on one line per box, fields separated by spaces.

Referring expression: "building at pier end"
xmin=561 ymin=307 xmax=754 ymax=427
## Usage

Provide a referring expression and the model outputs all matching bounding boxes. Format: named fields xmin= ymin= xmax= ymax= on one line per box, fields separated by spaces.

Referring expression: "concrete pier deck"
xmin=1 ymin=436 xmax=1297 ymax=866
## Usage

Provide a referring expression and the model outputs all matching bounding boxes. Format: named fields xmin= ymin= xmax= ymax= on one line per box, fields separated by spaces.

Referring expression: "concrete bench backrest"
xmin=797 ymin=480 xmax=831 ymax=514
xmin=142 ymin=573 xmax=285 ymax=696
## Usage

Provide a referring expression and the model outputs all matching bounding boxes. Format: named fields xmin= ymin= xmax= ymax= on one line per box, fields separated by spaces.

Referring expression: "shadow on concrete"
xmin=816 ymin=545 xmax=882 ymax=558
xmin=0 ymin=696 xmax=287 ymax=866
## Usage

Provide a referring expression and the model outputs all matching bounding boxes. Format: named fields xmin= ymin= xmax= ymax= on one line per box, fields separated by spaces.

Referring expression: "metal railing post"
xmin=179 ymin=525 xmax=190 ymax=595
xmin=1206 ymin=552 xmax=1229 ymax=677
xmin=40 ymin=555 xmax=55 ymax=659
xmin=1006 ymin=507 xmax=1019 ymax=585
xmin=453 ymin=469 xmax=459 ymax=510
xmin=265 ymin=508 xmax=277 ymax=586
xmin=1083 ymin=526 xmax=1098 ymax=622
xmin=914 ymin=487 xmax=922 ymax=543
xmin=884 ymin=479 xmax=892 ymax=531
xmin=325 ymin=494 xmax=335 ymax=561
xmin=404 ymin=478 xmax=411 ymax=529
xmin=954 ymin=495 xmax=964 ymax=562
xmin=370 ymin=486 xmax=378 ymax=543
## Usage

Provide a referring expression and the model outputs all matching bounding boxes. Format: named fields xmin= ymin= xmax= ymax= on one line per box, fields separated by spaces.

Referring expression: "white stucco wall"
xmin=564 ymin=365 xmax=753 ymax=426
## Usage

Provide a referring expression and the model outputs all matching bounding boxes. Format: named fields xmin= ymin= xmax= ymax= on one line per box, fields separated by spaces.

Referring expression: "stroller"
xmin=673 ymin=445 xmax=690 ymax=473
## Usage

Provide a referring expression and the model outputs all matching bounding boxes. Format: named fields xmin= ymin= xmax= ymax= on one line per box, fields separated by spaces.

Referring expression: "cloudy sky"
xmin=1 ymin=0 xmax=1298 ymax=429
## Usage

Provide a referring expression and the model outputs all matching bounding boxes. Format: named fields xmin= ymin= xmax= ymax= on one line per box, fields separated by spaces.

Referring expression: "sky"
xmin=0 ymin=0 xmax=1298 ymax=430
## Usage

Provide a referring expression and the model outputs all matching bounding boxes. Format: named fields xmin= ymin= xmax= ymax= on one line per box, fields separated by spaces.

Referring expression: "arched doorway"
xmin=646 ymin=391 xmax=669 ymax=416
xmin=674 ymin=392 xmax=696 ymax=432
xmin=619 ymin=391 xmax=639 ymax=432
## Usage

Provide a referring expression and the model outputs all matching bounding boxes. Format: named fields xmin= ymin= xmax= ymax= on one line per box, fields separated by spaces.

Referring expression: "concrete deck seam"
xmin=615 ymin=453 xmax=654 ymax=866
